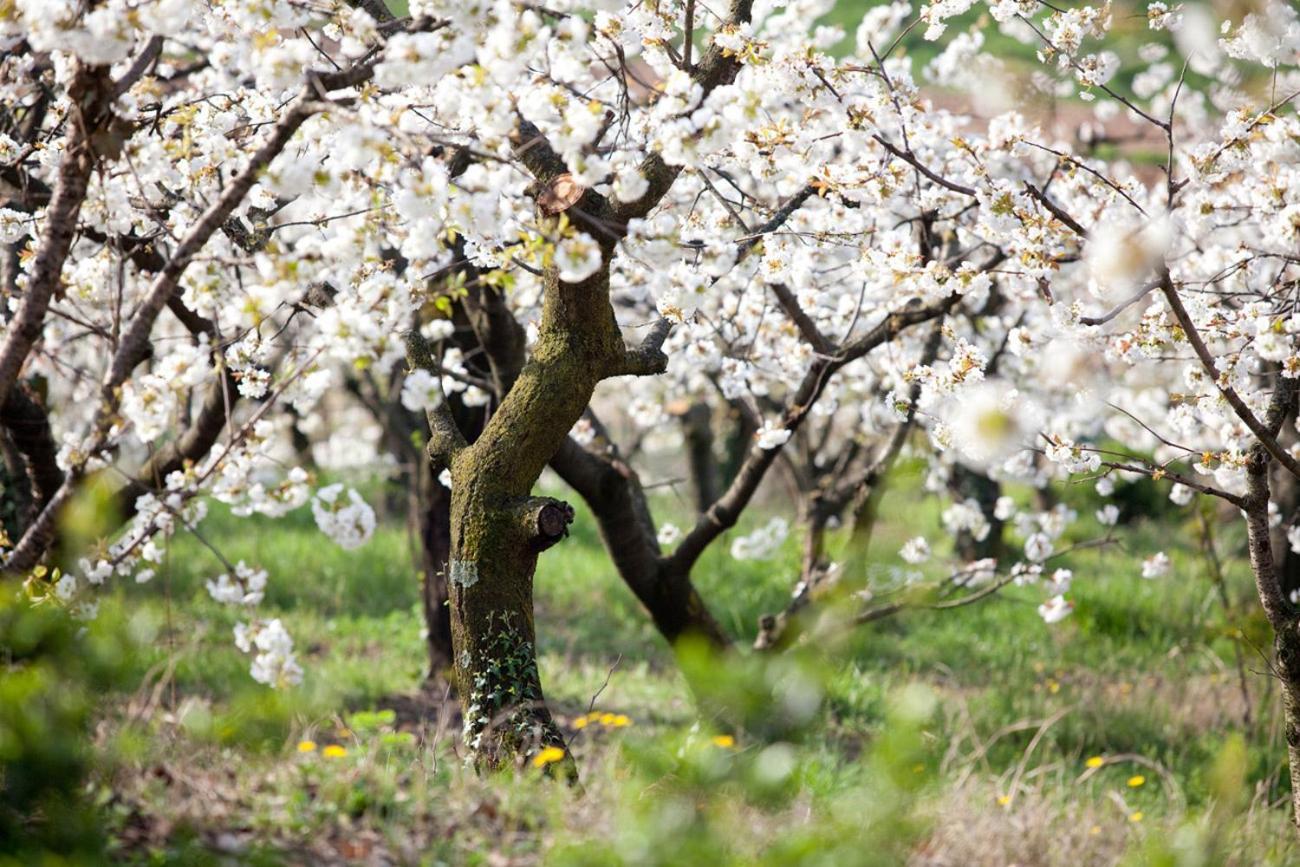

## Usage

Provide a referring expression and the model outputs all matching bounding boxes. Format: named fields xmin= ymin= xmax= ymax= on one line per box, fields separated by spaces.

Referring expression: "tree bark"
xmin=405 ymin=0 xmax=754 ymax=767
xmin=551 ymin=436 xmax=730 ymax=649
xmin=413 ymin=461 xmax=455 ymax=677
xmin=1240 ymin=380 xmax=1300 ymax=829
xmin=1244 ymin=450 xmax=1300 ymax=829
xmin=679 ymin=402 xmax=720 ymax=513
xmin=1271 ymin=423 xmax=1300 ymax=601
xmin=0 ymin=384 xmax=63 ymax=530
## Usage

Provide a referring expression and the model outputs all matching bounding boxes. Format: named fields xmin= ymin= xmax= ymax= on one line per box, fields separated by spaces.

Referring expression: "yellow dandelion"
xmin=609 ymin=714 xmax=631 ymax=728
xmin=573 ymin=715 xmax=590 ymax=729
xmin=1089 ymin=825 xmax=1102 ymax=835
xmin=1047 ymin=680 xmax=1061 ymax=694
xmin=297 ymin=740 xmax=317 ymax=753
xmin=1085 ymin=756 xmax=1104 ymax=769
xmin=1129 ymin=811 xmax=1144 ymax=823
xmin=1127 ymin=775 xmax=1145 ymax=788
xmin=711 ymin=734 xmax=736 ymax=748
xmin=598 ymin=713 xmax=617 ymax=726
xmin=532 ymin=746 xmax=566 ymax=769
xmin=996 ymin=794 xmax=1011 ymax=807
xmin=322 ymin=744 xmax=348 ymax=759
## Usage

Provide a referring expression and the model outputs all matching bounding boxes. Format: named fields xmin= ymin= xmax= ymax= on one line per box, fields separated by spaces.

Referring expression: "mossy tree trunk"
xmin=405 ymin=226 xmax=671 ymax=767
xmin=402 ymin=1 xmax=755 ymax=767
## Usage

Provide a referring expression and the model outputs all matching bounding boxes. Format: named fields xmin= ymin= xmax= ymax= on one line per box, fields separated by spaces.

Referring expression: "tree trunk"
xmin=1244 ymin=459 xmax=1300 ymax=828
xmin=446 ymin=489 xmax=575 ymax=767
xmin=0 ymin=384 xmax=63 ymax=535
xmin=421 ymin=248 xmax=644 ymax=769
xmin=947 ymin=463 xmax=1005 ymax=562
xmin=679 ymin=401 xmax=720 ymax=514
xmin=1240 ymin=380 xmax=1300 ymax=828
xmin=1275 ymin=619 xmax=1300 ymax=829
xmin=718 ymin=403 xmax=757 ymax=490
xmin=552 ymin=438 xmax=730 ymax=649
xmin=1272 ymin=424 xmax=1300 ymax=602
xmin=413 ymin=458 xmax=455 ymax=678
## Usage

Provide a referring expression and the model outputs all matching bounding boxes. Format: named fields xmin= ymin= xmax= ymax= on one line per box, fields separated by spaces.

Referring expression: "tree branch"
xmin=608 ymin=318 xmax=672 ymax=377
xmin=665 ymin=294 xmax=957 ymax=575
xmin=404 ymin=330 xmax=469 ymax=467
xmin=1159 ymin=271 xmax=1300 ymax=480
xmin=770 ymin=283 xmax=833 ymax=355
xmin=0 ymin=63 xmax=112 ymax=410
xmin=507 ymin=496 xmax=575 ymax=553
xmin=612 ymin=0 xmax=757 ymax=224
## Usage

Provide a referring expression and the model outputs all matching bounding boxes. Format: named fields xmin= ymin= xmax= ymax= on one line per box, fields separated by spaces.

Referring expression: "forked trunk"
xmin=420 ymin=250 xmax=640 ymax=771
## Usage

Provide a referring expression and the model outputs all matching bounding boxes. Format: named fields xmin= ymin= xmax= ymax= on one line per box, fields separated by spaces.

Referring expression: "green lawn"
xmin=49 ymin=461 xmax=1295 ymax=865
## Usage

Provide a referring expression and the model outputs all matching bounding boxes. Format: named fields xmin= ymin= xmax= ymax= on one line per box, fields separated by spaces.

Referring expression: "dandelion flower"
xmin=1129 ymin=811 xmax=1144 ymax=823
xmin=996 ymin=794 xmax=1011 ymax=807
xmin=297 ymin=740 xmax=317 ymax=753
xmin=1085 ymin=756 xmax=1105 ymax=769
xmin=322 ymin=745 xmax=348 ymax=759
xmin=572 ymin=715 xmax=590 ymax=730
xmin=532 ymin=746 xmax=566 ymax=768
xmin=1127 ymin=774 xmax=1145 ymax=788
xmin=609 ymin=714 xmax=631 ymax=728
xmin=711 ymin=734 xmax=736 ymax=748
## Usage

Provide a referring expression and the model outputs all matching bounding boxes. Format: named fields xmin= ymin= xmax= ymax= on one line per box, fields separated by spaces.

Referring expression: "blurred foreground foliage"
xmin=0 ymin=584 xmax=134 ymax=864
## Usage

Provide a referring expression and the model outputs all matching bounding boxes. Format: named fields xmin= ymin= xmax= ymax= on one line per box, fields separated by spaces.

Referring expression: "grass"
xmin=53 ymin=459 xmax=1300 ymax=865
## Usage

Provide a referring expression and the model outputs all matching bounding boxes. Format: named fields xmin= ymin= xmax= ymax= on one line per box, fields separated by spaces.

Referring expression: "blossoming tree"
xmin=5 ymin=0 xmax=1300 ymax=804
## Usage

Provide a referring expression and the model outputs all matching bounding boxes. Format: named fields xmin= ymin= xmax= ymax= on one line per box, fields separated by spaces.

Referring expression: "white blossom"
xmin=1142 ymin=551 xmax=1172 ymax=579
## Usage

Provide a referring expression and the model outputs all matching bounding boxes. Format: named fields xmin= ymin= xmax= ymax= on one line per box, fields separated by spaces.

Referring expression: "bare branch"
xmin=770 ymin=283 xmax=834 ymax=355
xmin=872 ymin=134 xmax=976 ymax=198
xmin=1022 ymin=181 xmax=1088 ymax=238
